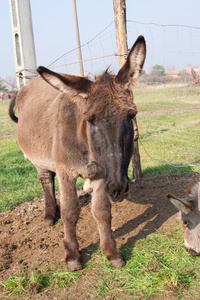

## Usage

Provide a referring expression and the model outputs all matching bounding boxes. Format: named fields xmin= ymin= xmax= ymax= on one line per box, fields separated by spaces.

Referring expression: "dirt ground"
xmin=0 ymin=172 xmax=199 ymax=299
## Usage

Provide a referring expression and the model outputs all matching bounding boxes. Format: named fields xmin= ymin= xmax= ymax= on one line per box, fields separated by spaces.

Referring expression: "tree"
xmin=152 ymin=64 xmax=165 ymax=76
xmin=0 ymin=82 xmax=7 ymax=91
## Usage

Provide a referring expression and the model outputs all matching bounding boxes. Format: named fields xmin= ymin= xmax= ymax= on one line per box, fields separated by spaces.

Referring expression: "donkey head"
xmin=168 ymin=181 xmax=200 ymax=256
xmin=37 ymin=36 xmax=146 ymax=202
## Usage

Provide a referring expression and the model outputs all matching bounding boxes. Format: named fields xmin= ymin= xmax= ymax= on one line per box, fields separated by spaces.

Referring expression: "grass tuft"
xmin=0 ymin=269 xmax=81 ymax=298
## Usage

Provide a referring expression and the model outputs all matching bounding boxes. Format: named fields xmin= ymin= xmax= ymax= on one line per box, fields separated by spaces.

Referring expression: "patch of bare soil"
xmin=0 ymin=172 xmax=198 ymax=299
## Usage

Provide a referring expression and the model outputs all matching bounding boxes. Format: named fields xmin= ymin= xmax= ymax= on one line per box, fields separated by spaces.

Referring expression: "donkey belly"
xmin=17 ymin=117 xmax=56 ymax=172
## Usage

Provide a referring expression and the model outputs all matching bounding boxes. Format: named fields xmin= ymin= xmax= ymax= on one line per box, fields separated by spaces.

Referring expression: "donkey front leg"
xmin=37 ymin=167 xmax=59 ymax=226
xmin=91 ymin=176 xmax=125 ymax=268
xmin=57 ymin=169 xmax=81 ymax=271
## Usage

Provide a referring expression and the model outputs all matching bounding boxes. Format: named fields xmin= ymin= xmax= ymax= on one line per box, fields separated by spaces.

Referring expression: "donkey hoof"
xmin=45 ymin=218 xmax=55 ymax=226
xmin=110 ymin=258 xmax=125 ymax=268
xmin=67 ymin=259 xmax=82 ymax=271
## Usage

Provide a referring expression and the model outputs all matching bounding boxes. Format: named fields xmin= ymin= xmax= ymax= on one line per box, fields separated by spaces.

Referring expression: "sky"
xmin=1 ymin=0 xmax=200 ymax=81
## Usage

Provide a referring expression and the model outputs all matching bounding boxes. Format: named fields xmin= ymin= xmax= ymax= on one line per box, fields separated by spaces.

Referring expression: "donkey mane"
xmin=84 ymin=70 xmax=135 ymax=121
xmin=104 ymin=70 xmax=117 ymax=101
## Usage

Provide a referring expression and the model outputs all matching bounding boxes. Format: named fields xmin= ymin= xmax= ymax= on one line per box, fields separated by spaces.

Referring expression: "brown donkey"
xmin=9 ymin=36 xmax=146 ymax=271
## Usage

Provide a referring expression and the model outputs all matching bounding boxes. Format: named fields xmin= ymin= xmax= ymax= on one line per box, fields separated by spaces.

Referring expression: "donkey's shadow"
xmin=80 ymin=173 xmax=197 ymax=265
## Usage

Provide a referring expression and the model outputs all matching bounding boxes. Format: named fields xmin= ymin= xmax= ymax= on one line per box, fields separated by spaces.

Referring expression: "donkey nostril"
xmin=105 ymin=180 xmax=129 ymax=200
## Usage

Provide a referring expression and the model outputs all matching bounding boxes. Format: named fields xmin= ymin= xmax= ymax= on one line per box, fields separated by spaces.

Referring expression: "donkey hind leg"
xmin=91 ymin=176 xmax=125 ymax=268
xmin=37 ymin=168 xmax=59 ymax=226
xmin=57 ymin=170 xmax=82 ymax=271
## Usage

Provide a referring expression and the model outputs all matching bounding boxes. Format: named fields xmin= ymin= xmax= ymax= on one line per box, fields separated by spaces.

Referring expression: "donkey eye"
xmin=87 ymin=114 xmax=96 ymax=126
xmin=90 ymin=118 xmax=96 ymax=126
xmin=88 ymin=119 xmax=97 ymax=128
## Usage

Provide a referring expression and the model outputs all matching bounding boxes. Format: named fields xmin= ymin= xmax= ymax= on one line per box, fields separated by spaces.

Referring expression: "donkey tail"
xmin=9 ymin=93 xmax=18 ymax=123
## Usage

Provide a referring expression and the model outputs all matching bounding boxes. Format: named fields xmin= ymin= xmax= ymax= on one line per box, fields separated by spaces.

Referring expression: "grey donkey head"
xmin=168 ymin=180 xmax=200 ymax=256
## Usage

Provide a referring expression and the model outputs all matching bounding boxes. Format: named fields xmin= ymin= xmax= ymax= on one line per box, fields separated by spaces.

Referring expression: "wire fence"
xmin=2 ymin=19 xmax=200 ymax=174
xmin=45 ymin=19 xmax=200 ymax=75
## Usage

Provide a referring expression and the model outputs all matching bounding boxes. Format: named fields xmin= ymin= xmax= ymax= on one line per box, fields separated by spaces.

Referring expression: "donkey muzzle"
xmin=105 ymin=179 xmax=130 ymax=202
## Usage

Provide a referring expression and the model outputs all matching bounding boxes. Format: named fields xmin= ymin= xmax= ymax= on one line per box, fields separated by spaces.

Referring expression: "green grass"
xmin=138 ymin=111 xmax=200 ymax=176
xmin=0 ymin=269 xmax=80 ymax=299
xmin=134 ymin=85 xmax=200 ymax=112
xmin=0 ymin=100 xmax=17 ymax=137
xmin=1 ymin=224 xmax=200 ymax=299
xmin=133 ymin=86 xmax=200 ymax=176
xmin=0 ymin=138 xmax=43 ymax=211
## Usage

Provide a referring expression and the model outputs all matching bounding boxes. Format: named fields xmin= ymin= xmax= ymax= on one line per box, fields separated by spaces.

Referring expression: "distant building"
xmin=165 ymin=67 xmax=180 ymax=78
xmin=185 ymin=66 xmax=200 ymax=76
xmin=146 ymin=67 xmax=180 ymax=78
xmin=185 ymin=67 xmax=193 ymax=75
xmin=146 ymin=69 xmax=152 ymax=76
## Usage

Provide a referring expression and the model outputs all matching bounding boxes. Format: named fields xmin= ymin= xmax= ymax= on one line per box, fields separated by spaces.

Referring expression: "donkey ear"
xmin=115 ymin=36 xmax=146 ymax=90
xmin=167 ymin=193 xmax=192 ymax=214
xmin=37 ymin=66 xmax=92 ymax=98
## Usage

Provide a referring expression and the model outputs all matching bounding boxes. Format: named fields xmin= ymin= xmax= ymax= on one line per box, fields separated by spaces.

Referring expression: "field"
xmin=0 ymin=85 xmax=200 ymax=299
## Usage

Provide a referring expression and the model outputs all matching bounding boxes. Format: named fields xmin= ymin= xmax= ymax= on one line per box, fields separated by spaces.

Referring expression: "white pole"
xmin=9 ymin=0 xmax=37 ymax=89
xmin=72 ymin=0 xmax=84 ymax=76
